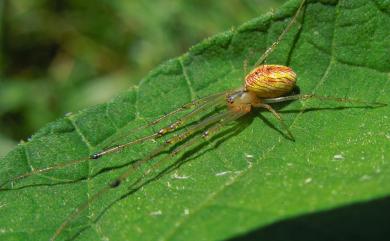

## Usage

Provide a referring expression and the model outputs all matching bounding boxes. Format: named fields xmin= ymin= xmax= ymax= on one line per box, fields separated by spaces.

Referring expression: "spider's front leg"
xmin=263 ymin=94 xmax=386 ymax=107
xmin=257 ymin=93 xmax=387 ymax=142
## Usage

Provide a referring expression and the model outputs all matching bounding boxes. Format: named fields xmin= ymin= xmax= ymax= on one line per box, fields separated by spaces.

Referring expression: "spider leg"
xmin=144 ymin=110 xmax=246 ymax=177
xmin=50 ymin=185 xmax=111 ymax=241
xmin=0 ymin=156 xmax=90 ymax=189
xmin=106 ymin=90 xmax=230 ymax=146
xmin=50 ymin=109 xmax=244 ymax=241
xmin=115 ymin=110 xmax=240 ymax=183
xmin=254 ymin=103 xmax=295 ymax=141
xmin=91 ymin=92 xmax=229 ymax=159
xmin=263 ymin=94 xmax=387 ymax=107
xmin=0 ymin=91 xmax=233 ymax=189
xmin=253 ymin=0 xmax=306 ymax=68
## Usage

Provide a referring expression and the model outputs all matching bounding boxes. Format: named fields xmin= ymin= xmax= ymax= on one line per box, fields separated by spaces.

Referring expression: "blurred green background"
xmin=0 ymin=0 xmax=287 ymax=156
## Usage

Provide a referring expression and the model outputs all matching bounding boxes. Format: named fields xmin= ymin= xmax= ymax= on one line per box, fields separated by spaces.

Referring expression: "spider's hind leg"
xmin=254 ymin=103 xmax=295 ymax=141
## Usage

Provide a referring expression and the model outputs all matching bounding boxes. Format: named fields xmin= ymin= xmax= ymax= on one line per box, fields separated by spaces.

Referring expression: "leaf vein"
xmin=179 ymin=57 xmax=196 ymax=101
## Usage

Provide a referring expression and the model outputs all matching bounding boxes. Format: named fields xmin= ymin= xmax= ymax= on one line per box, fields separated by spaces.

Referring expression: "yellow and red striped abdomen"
xmin=245 ymin=65 xmax=297 ymax=98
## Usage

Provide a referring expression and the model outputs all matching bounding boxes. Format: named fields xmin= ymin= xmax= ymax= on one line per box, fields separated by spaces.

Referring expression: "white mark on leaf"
xmin=360 ymin=175 xmax=371 ymax=181
xmin=304 ymin=178 xmax=312 ymax=184
xmin=0 ymin=202 xmax=6 ymax=209
xmin=245 ymin=153 xmax=254 ymax=158
xmin=215 ymin=171 xmax=232 ymax=177
xmin=150 ymin=210 xmax=162 ymax=216
xmin=184 ymin=208 xmax=189 ymax=215
xmin=333 ymin=154 xmax=344 ymax=161
xmin=172 ymin=171 xmax=190 ymax=180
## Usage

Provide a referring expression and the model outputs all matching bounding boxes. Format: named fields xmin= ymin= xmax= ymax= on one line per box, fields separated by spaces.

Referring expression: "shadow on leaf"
xmin=229 ymin=196 xmax=390 ymax=241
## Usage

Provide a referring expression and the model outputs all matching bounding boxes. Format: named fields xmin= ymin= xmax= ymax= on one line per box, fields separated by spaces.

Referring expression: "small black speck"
xmin=90 ymin=153 xmax=101 ymax=159
xmin=110 ymin=180 xmax=121 ymax=188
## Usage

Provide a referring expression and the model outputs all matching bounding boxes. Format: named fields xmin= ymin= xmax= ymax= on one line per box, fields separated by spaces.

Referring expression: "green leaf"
xmin=1 ymin=0 xmax=389 ymax=240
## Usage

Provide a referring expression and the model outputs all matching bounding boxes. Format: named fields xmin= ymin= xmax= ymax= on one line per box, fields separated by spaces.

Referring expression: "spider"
xmin=0 ymin=0 xmax=385 ymax=240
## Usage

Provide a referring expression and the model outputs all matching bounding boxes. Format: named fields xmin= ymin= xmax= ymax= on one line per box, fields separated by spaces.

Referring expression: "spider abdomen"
xmin=245 ymin=64 xmax=296 ymax=98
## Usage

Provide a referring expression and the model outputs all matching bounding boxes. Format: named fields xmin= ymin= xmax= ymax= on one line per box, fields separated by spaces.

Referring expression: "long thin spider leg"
xmin=243 ymin=59 xmax=249 ymax=83
xmin=130 ymin=111 xmax=247 ymax=190
xmin=116 ymin=110 xmax=237 ymax=183
xmin=254 ymin=103 xmax=295 ymax=140
xmin=1 ymin=91 xmax=232 ymax=189
xmin=252 ymin=0 xmax=306 ymax=68
xmin=0 ymin=133 xmax=157 ymax=190
xmin=148 ymin=110 xmax=245 ymax=174
xmin=50 ymin=110 xmax=238 ymax=241
xmin=169 ymin=111 xmax=245 ymax=158
xmin=105 ymin=90 xmax=230 ymax=147
xmin=131 ymin=111 xmax=246 ymax=189
xmin=91 ymin=91 xmax=230 ymax=159
xmin=263 ymin=94 xmax=387 ymax=107
xmin=49 ymin=185 xmax=111 ymax=241
xmin=0 ymin=157 xmax=89 ymax=189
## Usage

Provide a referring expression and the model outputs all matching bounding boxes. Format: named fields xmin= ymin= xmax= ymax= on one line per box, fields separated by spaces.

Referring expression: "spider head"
xmin=226 ymin=90 xmax=258 ymax=113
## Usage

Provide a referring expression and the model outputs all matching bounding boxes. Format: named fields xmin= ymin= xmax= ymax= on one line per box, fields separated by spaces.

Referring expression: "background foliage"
xmin=0 ymin=0 xmax=286 ymax=156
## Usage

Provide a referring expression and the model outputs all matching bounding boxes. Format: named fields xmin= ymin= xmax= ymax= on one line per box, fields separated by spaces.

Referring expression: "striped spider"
xmin=0 ymin=1 xmax=385 ymax=240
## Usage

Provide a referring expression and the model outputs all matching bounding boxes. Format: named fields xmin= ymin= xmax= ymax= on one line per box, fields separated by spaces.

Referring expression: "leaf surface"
xmin=0 ymin=0 xmax=389 ymax=240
